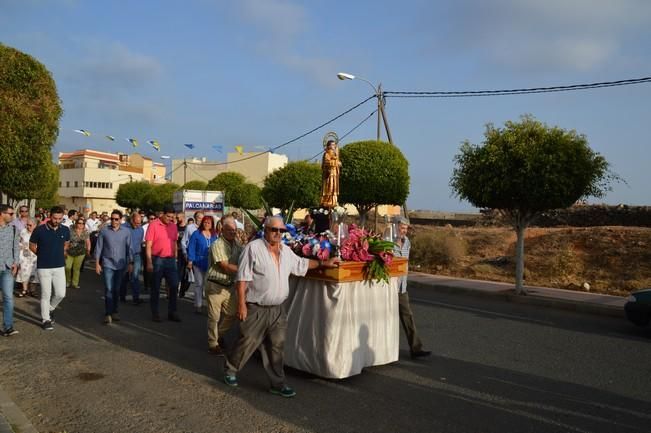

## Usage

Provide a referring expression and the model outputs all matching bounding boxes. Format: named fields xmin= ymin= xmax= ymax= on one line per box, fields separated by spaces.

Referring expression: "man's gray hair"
xmin=397 ymin=217 xmax=410 ymax=225
xmin=264 ymin=215 xmax=285 ymax=227
xmin=221 ymin=215 xmax=237 ymax=229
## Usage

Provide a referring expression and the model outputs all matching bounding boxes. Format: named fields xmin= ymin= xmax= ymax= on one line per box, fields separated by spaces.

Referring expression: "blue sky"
xmin=1 ymin=0 xmax=650 ymax=211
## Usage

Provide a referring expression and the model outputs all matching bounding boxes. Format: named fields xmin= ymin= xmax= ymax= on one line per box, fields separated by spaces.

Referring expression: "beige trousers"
xmin=205 ymin=280 xmax=237 ymax=348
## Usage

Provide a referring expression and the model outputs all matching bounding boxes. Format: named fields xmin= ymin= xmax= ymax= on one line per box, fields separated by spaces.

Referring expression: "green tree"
xmin=34 ymin=159 xmax=60 ymax=209
xmin=141 ymin=183 xmax=179 ymax=212
xmin=262 ymin=161 xmax=321 ymax=209
xmin=229 ymin=182 xmax=262 ymax=210
xmin=116 ymin=181 xmax=154 ymax=211
xmin=450 ymin=115 xmax=614 ymax=294
xmin=206 ymin=172 xmax=247 ymax=206
xmin=339 ymin=140 xmax=410 ymax=225
xmin=180 ymin=180 xmax=207 ymax=190
xmin=0 ymin=43 xmax=63 ymax=204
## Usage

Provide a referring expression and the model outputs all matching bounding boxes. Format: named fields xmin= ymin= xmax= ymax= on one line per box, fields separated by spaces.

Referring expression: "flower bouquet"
xmin=339 ymin=225 xmax=396 ymax=283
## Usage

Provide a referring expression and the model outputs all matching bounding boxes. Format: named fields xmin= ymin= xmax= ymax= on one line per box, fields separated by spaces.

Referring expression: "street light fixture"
xmin=336 ymin=71 xmax=392 ymax=144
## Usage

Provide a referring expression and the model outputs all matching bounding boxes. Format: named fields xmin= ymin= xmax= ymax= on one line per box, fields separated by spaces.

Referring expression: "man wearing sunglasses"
xmin=223 ymin=216 xmax=339 ymax=397
xmin=95 ymin=210 xmax=133 ymax=324
xmin=0 ymin=205 xmax=20 ymax=336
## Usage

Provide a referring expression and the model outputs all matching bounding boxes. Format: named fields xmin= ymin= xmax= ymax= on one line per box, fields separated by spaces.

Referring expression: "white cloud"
xmin=234 ymin=0 xmax=338 ymax=86
xmin=442 ymin=0 xmax=651 ymax=72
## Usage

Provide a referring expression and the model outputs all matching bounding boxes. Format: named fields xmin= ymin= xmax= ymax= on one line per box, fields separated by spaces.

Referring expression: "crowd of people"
xmin=0 ymin=203 xmax=429 ymax=398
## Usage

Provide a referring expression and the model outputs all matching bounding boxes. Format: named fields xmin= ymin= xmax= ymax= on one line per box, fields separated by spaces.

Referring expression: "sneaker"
xmin=42 ymin=321 xmax=54 ymax=331
xmin=410 ymin=350 xmax=432 ymax=359
xmin=269 ymin=385 xmax=296 ymax=398
xmin=103 ymin=315 xmax=112 ymax=325
xmin=223 ymin=374 xmax=238 ymax=387
xmin=111 ymin=313 xmax=121 ymax=322
xmin=3 ymin=328 xmax=19 ymax=337
xmin=168 ymin=312 xmax=181 ymax=322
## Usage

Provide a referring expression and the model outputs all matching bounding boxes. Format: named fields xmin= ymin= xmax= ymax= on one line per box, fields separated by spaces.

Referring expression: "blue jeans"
xmin=103 ymin=267 xmax=126 ymax=315
xmin=120 ymin=254 xmax=141 ymax=301
xmin=1 ymin=269 xmax=14 ymax=330
xmin=151 ymin=256 xmax=179 ymax=315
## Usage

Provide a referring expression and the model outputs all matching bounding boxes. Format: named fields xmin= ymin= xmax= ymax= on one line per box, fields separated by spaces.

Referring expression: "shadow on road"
xmin=6 ymin=270 xmax=651 ymax=433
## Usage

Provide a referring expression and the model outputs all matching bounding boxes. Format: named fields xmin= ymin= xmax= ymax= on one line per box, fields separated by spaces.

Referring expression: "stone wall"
xmin=481 ymin=205 xmax=651 ymax=227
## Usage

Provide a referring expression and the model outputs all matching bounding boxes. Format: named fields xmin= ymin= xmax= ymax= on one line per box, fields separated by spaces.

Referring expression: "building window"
xmin=66 ymin=181 xmax=70 ymax=188
xmin=109 ymin=183 xmax=113 ymax=189
xmin=74 ymin=181 xmax=78 ymax=187
xmin=92 ymin=182 xmax=97 ymax=188
xmin=59 ymin=181 xmax=62 ymax=187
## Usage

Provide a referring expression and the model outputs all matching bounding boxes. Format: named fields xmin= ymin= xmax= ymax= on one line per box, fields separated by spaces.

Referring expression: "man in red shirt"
xmin=145 ymin=206 xmax=181 ymax=322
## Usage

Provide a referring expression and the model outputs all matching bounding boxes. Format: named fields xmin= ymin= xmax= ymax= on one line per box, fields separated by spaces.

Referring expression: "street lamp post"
xmin=337 ymin=72 xmax=393 ymax=144
xmin=337 ymin=71 xmax=404 ymax=225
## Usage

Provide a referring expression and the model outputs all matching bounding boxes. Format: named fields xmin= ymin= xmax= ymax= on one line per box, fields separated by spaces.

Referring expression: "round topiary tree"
xmin=339 ymin=140 xmax=410 ymax=225
xmin=450 ymin=115 xmax=615 ymax=294
xmin=0 ymin=43 xmax=63 ymax=205
xmin=262 ymin=161 xmax=321 ymax=210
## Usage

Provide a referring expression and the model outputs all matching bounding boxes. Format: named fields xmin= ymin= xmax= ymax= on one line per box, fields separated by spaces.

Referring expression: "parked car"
xmin=625 ymin=288 xmax=651 ymax=326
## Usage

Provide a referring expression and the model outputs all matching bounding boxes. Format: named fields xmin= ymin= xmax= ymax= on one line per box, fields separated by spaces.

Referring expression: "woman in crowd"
xmin=187 ymin=216 xmax=217 ymax=314
xmin=16 ymin=218 xmax=38 ymax=297
xmin=65 ymin=216 xmax=91 ymax=289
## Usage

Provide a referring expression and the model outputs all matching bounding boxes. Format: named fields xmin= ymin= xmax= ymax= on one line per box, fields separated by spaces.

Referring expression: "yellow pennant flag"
xmin=235 ymin=145 xmax=244 ymax=155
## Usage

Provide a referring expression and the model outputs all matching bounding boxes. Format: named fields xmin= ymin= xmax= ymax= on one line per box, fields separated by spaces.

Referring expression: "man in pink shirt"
xmin=145 ymin=206 xmax=181 ymax=322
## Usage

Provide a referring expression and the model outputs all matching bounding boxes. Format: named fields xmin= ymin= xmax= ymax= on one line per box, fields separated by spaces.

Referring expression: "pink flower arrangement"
xmin=339 ymin=224 xmax=397 ymax=282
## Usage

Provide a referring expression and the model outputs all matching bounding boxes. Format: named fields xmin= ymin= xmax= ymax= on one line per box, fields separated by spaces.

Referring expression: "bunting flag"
xmin=147 ymin=139 xmax=160 ymax=151
xmin=73 ymin=129 xmax=91 ymax=136
xmin=105 ymin=135 xmax=115 ymax=141
xmin=211 ymin=145 xmax=223 ymax=153
xmin=160 ymin=155 xmax=171 ymax=159
xmin=127 ymin=138 xmax=139 ymax=147
xmin=235 ymin=145 xmax=244 ymax=155
xmin=184 ymin=143 xmax=195 ymax=150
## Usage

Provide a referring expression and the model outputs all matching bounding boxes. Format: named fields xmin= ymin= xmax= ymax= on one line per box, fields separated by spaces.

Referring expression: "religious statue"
xmin=320 ymin=138 xmax=342 ymax=208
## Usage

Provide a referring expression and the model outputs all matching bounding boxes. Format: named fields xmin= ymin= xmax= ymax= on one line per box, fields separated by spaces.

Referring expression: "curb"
xmin=408 ymin=278 xmax=626 ymax=319
xmin=0 ymin=386 xmax=38 ymax=433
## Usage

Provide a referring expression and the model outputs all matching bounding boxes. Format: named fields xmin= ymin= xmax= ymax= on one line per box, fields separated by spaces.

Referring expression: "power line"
xmin=383 ymin=76 xmax=651 ymax=98
xmin=188 ymin=95 xmax=376 ymax=167
xmin=306 ymin=109 xmax=378 ymax=162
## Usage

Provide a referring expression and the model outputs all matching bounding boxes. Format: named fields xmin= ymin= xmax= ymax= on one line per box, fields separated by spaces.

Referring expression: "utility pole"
xmin=376 ymin=83 xmax=382 ymax=141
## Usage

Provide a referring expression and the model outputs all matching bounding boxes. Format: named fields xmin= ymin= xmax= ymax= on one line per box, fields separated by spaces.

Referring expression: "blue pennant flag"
xmin=184 ymin=143 xmax=195 ymax=150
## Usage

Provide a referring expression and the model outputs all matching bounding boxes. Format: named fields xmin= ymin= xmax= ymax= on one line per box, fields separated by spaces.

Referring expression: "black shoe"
xmin=3 ymin=328 xmax=19 ymax=337
xmin=50 ymin=311 xmax=55 ymax=324
xmin=168 ymin=313 xmax=181 ymax=322
xmin=42 ymin=321 xmax=54 ymax=331
xmin=411 ymin=350 xmax=432 ymax=359
xmin=152 ymin=313 xmax=161 ymax=322
xmin=179 ymin=291 xmax=186 ymax=299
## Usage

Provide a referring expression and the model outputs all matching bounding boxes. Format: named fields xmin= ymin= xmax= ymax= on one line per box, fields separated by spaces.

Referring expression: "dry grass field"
xmin=408 ymin=225 xmax=651 ymax=296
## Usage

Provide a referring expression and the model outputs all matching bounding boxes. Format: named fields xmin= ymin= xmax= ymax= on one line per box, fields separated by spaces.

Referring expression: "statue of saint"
xmin=319 ymin=139 xmax=342 ymax=209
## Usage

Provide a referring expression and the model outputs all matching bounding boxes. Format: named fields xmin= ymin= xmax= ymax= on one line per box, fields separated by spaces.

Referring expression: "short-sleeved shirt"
xmin=68 ymin=229 xmax=89 ymax=257
xmin=30 ymin=223 xmax=70 ymax=269
xmin=145 ymin=219 xmax=178 ymax=258
xmin=236 ymin=238 xmax=309 ymax=306
xmin=206 ymin=237 xmax=244 ymax=287
xmin=394 ymin=236 xmax=411 ymax=294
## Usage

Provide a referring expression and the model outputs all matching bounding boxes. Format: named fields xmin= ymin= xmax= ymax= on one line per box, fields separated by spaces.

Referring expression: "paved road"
xmin=1 ymin=268 xmax=650 ymax=433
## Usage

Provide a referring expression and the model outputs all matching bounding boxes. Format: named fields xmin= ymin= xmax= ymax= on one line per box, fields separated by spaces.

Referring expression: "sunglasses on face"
xmin=111 ymin=217 xmax=121 ymax=221
xmin=20 ymin=209 xmax=28 ymax=213
xmin=267 ymin=227 xmax=287 ymax=233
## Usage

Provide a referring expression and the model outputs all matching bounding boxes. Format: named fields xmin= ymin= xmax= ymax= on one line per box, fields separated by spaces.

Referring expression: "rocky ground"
xmin=409 ymin=225 xmax=651 ymax=296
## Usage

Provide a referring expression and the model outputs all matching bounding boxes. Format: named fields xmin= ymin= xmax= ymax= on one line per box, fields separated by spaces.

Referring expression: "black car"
xmin=625 ymin=288 xmax=651 ymax=326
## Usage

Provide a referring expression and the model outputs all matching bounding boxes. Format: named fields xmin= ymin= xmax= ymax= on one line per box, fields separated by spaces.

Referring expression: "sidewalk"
xmin=0 ymin=386 xmax=38 ymax=433
xmin=408 ymin=272 xmax=626 ymax=318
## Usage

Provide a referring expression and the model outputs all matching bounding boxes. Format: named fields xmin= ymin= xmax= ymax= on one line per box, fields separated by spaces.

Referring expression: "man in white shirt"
xmin=62 ymin=210 xmax=77 ymax=228
xmin=85 ymin=211 xmax=100 ymax=233
xmin=181 ymin=211 xmax=204 ymax=258
xmin=222 ymin=216 xmax=339 ymax=397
